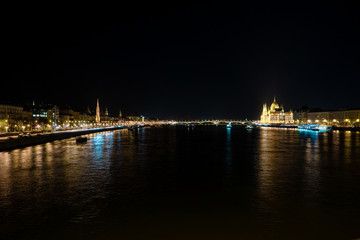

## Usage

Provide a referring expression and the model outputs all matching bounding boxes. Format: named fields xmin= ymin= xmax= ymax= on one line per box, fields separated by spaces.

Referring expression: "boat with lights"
xmin=298 ymin=124 xmax=332 ymax=132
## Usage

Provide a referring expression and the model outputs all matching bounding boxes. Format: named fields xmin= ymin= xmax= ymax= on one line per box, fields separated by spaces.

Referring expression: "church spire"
xmin=262 ymin=103 xmax=268 ymax=114
xmin=96 ymin=99 xmax=100 ymax=123
xmin=274 ymin=96 xmax=276 ymax=103
xmin=86 ymin=106 xmax=91 ymax=115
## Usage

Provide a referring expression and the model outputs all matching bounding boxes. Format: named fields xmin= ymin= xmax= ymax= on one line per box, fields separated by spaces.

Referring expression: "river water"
xmin=0 ymin=126 xmax=360 ymax=240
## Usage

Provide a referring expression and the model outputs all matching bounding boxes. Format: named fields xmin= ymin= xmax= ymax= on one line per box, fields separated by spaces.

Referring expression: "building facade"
xmin=260 ymin=97 xmax=293 ymax=124
xmin=294 ymin=108 xmax=360 ymax=127
xmin=31 ymin=103 xmax=59 ymax=126
xmin=0 ymin=104 xmax=32 ymax=132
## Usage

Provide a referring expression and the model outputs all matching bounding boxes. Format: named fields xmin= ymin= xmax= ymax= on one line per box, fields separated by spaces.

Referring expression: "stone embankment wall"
xmin=0 ymin=126 xmax=123 ymax=152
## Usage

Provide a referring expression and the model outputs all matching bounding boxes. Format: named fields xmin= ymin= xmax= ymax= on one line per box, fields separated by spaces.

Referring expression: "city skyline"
xmin=2 ymin=3 xmax=360 ymax=239
xmin=4 ymin=2 xmax=360 ymax=119
xmin=1 ymin=96 xmax=360 ymax=121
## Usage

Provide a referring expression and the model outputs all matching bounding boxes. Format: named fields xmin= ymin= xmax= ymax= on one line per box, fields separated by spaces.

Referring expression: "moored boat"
xmin=76 ymin=137 xmax=88 ymax=143
xmin=298 ymin=124 xmax=332 ymax=132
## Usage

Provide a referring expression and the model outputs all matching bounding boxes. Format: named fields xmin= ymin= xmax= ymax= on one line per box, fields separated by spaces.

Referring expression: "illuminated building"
xmin=30 ymin=103 xmax=59 ymax=126
xmin=59 ymin=108 xmax=93 ymax=127
xmin=96 ymin=99 xmax=100 ymax=123
xmin=260 ymin=97 xmax=293 ymax=124
xmin=0 ymin=104 xmax=32 ymax=132
xmin=0 ymin=104 xmax=25 ymax=120
xmin=126 ymin=115 xmax=145 ymax=122
xmin=59 ymin=109 xmax=80 ymax=124
xmin=294 ymin=107 xmax=360 ymax=126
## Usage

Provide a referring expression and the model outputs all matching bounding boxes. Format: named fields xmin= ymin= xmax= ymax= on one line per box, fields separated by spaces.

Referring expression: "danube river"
xmin=1 ymin=126 xmax=360 ymax=239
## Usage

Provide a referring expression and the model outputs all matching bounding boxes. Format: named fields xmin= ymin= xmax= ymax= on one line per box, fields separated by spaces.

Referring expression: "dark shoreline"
xmin=0 ymin=126 xmax=124 ymax=152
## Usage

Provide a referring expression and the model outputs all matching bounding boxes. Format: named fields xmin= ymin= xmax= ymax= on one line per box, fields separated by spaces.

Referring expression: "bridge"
xmin=177 ymin=120 xmax=255 ymax=126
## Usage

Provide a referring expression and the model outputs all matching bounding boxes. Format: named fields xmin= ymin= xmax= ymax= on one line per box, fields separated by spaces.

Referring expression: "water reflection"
xmin=298 ymin=130 xmax=319 ymax=146
xmin=255 ymin=128 xmax=360 ymax=238
xmin=256 ymin=128 xmax=324 ymax=222
xmin=225 ymin=128 xmax=232 ymax=178
xmin=257 ymin=128 xmax=284 ymax=204
xmin=92 ymin=133 xmax=105 ymax=160
xmin=344 ymin=131 xmax=352 ymax=162
xmin=0 ymin=152 xmax=11 ymax=206
xmin=137 ymin=127 xmax=147 ymax=162
xmin=1 ymin=127 xmax=360 ymax=239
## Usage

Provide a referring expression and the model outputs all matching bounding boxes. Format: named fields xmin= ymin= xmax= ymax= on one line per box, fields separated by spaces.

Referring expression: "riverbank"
xmin=332 ymin=126 xmax=360 ymax=131
xmin=0 ymin=126 xmax=125 ymax=152
xmin=258 ymin=124 xmax=360 ymax=131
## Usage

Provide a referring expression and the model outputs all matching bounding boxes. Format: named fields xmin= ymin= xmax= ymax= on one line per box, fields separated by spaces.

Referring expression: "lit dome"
xmin=270 ymin=97 xmax=279 ymax=111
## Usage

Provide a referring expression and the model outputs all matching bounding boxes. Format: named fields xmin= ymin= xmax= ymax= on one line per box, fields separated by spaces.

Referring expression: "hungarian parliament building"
xmin=260 ymin=97 xmax=294 ymax=124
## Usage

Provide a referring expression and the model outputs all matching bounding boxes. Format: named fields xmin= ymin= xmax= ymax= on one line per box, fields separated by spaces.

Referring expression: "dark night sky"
xmin=3 ymin=2 xmax=360 ymax=119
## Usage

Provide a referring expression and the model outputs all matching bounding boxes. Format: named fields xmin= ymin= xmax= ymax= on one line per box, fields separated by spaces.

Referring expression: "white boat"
xmin=298 ymin=124 xmax=332 ymax=132
xmin=319 ymin=125 xmax=332 ymax=131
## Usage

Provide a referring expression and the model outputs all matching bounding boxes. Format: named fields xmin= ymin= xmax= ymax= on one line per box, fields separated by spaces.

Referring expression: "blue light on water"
xmin=298 ymin=129 xmax=319 ymax=142
xmin=225 ymin=127 xmax=232 ymax=175
xmin=92 ymin=134 xmax=104 ymax=160
xmin=298 ymin=124 xmax=331 ymax=132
